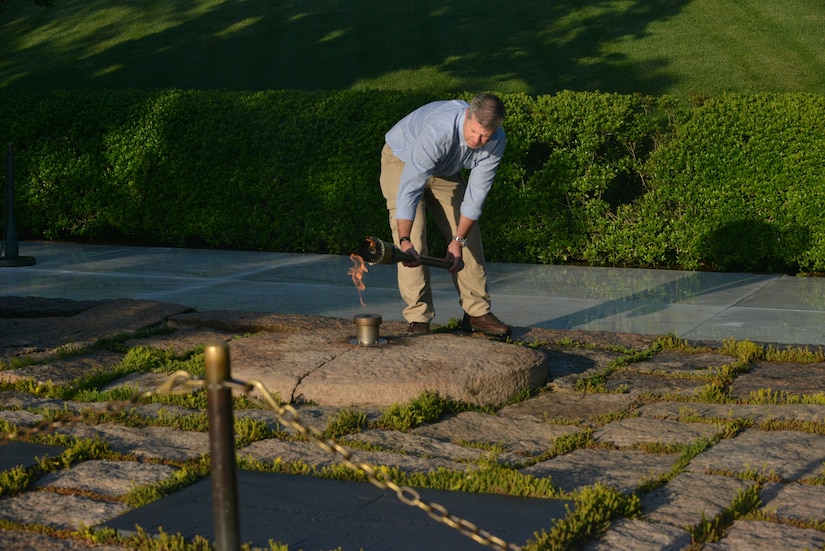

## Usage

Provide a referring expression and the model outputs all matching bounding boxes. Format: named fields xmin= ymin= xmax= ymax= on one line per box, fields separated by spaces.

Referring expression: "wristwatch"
xmin=453 ymin=235 xmax=467 ymax=247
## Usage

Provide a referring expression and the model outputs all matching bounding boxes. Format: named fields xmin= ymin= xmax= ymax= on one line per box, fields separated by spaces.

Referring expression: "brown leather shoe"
xmin=407 ymin=322 xmax=431 ymax=335
xmin=463 ymin=312 xmax=512 ymax=338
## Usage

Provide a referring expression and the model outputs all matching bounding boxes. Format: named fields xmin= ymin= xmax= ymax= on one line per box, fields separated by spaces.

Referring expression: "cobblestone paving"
xmin=1 ymin=298 xmax=824 ymax=550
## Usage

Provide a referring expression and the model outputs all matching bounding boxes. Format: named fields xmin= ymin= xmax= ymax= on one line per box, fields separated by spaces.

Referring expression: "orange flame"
xmin=348 ymin=254 xmax=368 ymax=307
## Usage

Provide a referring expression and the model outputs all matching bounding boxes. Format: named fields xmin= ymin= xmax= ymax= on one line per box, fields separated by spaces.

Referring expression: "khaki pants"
xmin=379 ymin=143 xmax=491 ymax=323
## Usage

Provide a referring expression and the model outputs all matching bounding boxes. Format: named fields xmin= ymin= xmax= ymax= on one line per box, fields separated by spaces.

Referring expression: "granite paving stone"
xmin=0 ymin=491 xmax=130 ymax=530
xmin=582 ymin=519 xmax=692 ymax=551
xmin=0 ymin=350 xmax=124 ymax=386
xmin=603 ymin=370 xmax=707 ymax=397
xmin=636 ymin=401 xmax=825 ymax=424
xmin=234 ymin=404 xmax=385 ymax=438
xmin=521 ymin=449 xmax=683 ymax=494
xmin=0 ymin=530 xmax=128 ymax=551
xmin=730 ymin=359 xmax=825 ymax=400
xmin=542 ymin=346 xmax=627 ymax=380
xmin=342 ymin=429 xmax=489 ymax=462
xmin=641 ymin=472 xmax=755 ymax=528
xmin=759 ymin=482 xmax=825 ymax=523
xmin=55 ymin=423 xmax=211 ymax=461
xmin=35 ymin=460 xmax=178 ymax=497
xmin=700 ymin=519 xmax=825 ymax=550
xmin=625 ymin=350 xmax=735 ymax=376
xmin=0 ymin=299 xmax=191 ymax=361
xmin=592 ymin=416 xmax=722 ymax=447
xmin=237 ymin=438 xmax=475 ymax=474
xmin=123 ymin=327 xmax=237 ymax=355
xmin=0 ymin=390 xmax=77 ymax=412
xmin=497 ymin=388 xmax=636 ymax=424
xmin=0 ymin=408 xmax=43 ymax=427
xmin=412 ymin=410 xmax=582 ymax=456
xmin=687 ymin=429 xmax=825 ymax=480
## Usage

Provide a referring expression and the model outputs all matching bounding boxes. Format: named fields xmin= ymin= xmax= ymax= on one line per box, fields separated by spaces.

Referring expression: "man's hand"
xmin=446 ymin=240 xmax=464 ymax=273
xmin=400 ymin=242 xmax=423 ymax=267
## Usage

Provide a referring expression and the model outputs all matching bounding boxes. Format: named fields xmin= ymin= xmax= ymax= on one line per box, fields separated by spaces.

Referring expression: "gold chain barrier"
xmin=2 ymin=346 xmax=522 ymax=551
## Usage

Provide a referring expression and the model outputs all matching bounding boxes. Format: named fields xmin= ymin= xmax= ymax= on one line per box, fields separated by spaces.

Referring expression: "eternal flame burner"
xmin=350 ymin=313 xmax=387 ymax=346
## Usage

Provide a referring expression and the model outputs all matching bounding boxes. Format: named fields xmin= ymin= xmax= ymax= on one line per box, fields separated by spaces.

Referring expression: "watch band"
xmin=453 ymin=235 xmax=467 ymax=247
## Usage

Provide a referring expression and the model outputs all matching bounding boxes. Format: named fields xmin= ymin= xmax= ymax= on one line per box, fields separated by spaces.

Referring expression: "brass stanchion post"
xmin=205 ymin=342 xmax=241 ymax=551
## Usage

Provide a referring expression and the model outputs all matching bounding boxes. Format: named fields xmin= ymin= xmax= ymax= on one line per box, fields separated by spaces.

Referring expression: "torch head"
xmin=358 ymin=236 xmax=398 ymax=265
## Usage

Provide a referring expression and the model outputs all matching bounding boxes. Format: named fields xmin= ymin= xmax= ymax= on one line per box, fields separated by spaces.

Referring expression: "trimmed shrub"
xmin=1 ymin=89 xmax=824 ymax=274
xmin=594 ymin=93 xmax=825 ymax=272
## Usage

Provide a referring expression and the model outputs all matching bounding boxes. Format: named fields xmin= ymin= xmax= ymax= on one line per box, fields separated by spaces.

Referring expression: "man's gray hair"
xmin=469 ymin=93 xmax=505 ymax=130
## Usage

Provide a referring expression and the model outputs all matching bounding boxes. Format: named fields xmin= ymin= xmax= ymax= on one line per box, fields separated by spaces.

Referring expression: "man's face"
xmin=463 ymin=109 xmax=496 ymax=149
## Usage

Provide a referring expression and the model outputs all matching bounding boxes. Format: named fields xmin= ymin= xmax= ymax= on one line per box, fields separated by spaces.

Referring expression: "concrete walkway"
xmin=3 ymin=241 xmax=825 ymax=346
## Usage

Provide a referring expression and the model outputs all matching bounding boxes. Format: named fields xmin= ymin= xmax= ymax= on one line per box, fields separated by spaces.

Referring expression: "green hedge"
xmin=1 ymin=90 xmax=823 ymax=274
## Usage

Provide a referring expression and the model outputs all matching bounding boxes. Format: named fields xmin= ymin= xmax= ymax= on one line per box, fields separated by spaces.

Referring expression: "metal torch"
xmin=358 ymin=236 xmax=452 ymax=269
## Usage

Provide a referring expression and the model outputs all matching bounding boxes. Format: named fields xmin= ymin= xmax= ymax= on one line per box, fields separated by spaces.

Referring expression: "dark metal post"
xmin=2 ymin=144 xmax=35 ymax=267
xmin=205 ymin=342 xmax=241 ymax=551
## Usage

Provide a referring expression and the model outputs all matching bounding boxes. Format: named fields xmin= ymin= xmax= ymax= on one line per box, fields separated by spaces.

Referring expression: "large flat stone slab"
xmin=228 ymin=332 xmax=548 ymax=407
xmin=102 ymin=471 xmax=572 ymax=550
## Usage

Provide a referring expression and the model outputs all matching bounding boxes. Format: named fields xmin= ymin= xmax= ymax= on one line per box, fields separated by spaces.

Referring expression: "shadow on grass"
xmin=1 ymin=0 xmax=690 ymax=95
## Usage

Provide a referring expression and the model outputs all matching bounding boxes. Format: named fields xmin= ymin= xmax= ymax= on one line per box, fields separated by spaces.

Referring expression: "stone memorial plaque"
xmin=104 ymin=471 xmax=570 ymax=550
xmin=0 ymin=441 xmax=65 ymax=472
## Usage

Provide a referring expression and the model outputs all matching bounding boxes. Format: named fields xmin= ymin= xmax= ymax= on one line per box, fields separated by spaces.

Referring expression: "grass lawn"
xmin=1 ymin=0 xmax=824 ymax=99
